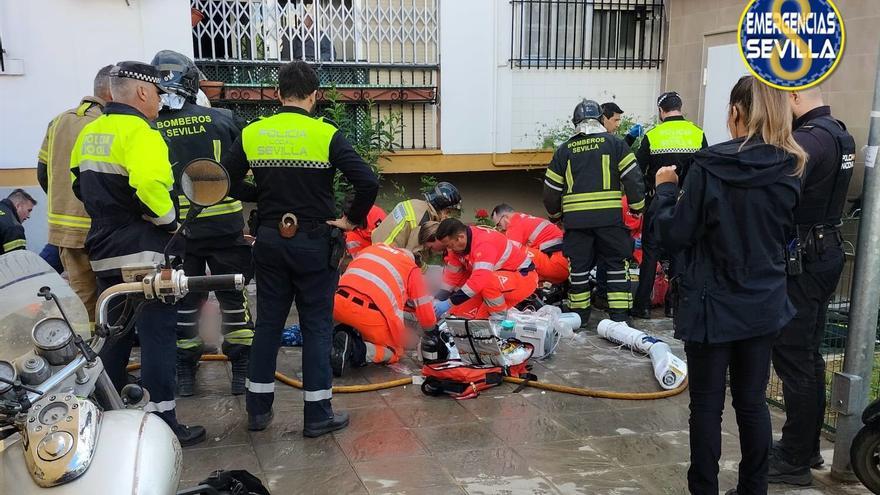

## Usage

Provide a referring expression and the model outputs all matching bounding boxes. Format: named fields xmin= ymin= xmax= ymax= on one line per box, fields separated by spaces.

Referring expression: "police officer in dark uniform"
xmin=769 ymin=88 xmax=854 ymax=486
xmin=151 ymin=50 xmax=254 ymax=398
xmin=543 ymin=99 xmax=645 ymax=325
xmin=224 ymin=61 xmax=378 ymax=434
xmin=631 ymin=91 xmax=707 ymax=319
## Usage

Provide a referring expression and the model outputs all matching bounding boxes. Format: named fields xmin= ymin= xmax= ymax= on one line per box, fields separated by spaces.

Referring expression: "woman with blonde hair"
xmin=652 ymin=75 xmax=806 ymax=495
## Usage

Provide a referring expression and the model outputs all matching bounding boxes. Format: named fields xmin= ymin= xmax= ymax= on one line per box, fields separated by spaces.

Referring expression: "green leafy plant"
xmin=419 ymin=175 xmax=438 ymax=195
xmin=321 ymin=87 xmax=403 ymax=212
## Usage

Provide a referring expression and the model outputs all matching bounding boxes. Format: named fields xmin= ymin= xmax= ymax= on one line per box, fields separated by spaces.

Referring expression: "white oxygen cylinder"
xmin=596 ymin=319 xmax=688 ymax=390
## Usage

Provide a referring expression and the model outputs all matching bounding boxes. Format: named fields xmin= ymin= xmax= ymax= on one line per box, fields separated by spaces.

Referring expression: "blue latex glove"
xmin=435 ymin=290 xmax=451 ymax=302
xmin=449 ymin=290 xmax=469 ymax=305
xmin=433 ymin=299 xmax=452 ymax=318
xmin=627 ymin=124 xmax=643 ymax=138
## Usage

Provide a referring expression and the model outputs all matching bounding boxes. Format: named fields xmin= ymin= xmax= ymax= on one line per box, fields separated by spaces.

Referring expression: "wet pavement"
xmin=174 ymin=312 xmax=871 ymax=494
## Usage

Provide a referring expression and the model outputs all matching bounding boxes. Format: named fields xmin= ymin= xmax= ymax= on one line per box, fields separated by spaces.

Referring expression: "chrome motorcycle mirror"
xmin=180 ymin=158 xmax=230 ymax=208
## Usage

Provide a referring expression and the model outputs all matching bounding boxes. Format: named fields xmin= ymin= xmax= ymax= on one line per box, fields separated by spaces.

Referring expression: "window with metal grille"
xmin=510 ymin=0 xmax=665 ymax=69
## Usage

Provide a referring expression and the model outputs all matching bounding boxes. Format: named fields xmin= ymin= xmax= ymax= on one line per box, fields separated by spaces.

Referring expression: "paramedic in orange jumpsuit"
xmin=345 ymin=204 xmax=387 ymax=257
xmin=490 ymin=204 xmax=568 ymax=285
xmin=331 ymin=243 xmax=436 ymax=376
xmin=435 ymin=218 xmax=538 ymax=319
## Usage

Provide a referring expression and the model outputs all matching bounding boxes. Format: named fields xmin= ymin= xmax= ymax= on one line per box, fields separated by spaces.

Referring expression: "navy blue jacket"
xmin=652 ymin=137 xmax=801 ymax=343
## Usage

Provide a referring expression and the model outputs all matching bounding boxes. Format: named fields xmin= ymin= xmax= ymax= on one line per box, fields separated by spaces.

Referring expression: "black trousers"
xmin=686 ymin=334 xmax=775 ymax=495
xmin=176 ymin=236 xmax=254 ymax=363
xmin=563 ymin=226 xmax=633 ymax=321
xmin=773 ymin=245 xmax=844 ymax=466
xmin=97 ymin=276 xmax=179 ymax=427
xmin=634 ymin=206 xmax=662 ymax=311
xmin=246 ymin=225 xmax=338 ymax=423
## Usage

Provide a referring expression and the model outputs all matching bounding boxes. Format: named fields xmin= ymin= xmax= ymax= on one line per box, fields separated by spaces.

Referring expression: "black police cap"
xmin=657 ymin=91 xmax=682 ymax=110
xmin=110 ymin=61 xmax=170 ymax=92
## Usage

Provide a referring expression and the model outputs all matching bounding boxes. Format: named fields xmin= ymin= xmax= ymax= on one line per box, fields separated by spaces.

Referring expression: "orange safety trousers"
xmin=333 ymin=290 xmax=403 ymax=364
xmin=527 ymin=248 xmax=569 ymax=285
xmin=450 ymin=270 xmax=539 ymax=319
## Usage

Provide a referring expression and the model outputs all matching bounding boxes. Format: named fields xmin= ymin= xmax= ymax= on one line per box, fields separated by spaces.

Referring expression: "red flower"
xmin=475 ymin=208 xmax=489 ymax=218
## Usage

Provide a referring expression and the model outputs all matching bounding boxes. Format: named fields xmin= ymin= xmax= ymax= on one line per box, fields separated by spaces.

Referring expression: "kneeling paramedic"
xmin=491 ymin=204 xmax=568 ymax=285
xmin=371 ymin=181 xmax=461 ymax=252
xmin=152 ymin=50 xmax=254 ymax=397
xmin=224 ymin=61 xmax=379 ymax=435
xmin=70 ymin=61 xmax=206 ymax=446
xmin=435 ymin=218 xmax=538 ymax=319
xmin=331 ymin=243 xmax=436 ymax=376
xmin=543 ymin=99 xmax=646 ymax=325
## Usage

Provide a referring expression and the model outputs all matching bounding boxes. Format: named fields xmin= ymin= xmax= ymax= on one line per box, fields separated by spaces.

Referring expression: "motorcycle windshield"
xmin=0 ymin=250 xmax=90 ymax=362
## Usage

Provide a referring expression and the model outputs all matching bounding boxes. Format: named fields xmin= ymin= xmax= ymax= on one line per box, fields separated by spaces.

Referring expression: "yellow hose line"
xmin=127 ymin=353 xmax=688 ymax=399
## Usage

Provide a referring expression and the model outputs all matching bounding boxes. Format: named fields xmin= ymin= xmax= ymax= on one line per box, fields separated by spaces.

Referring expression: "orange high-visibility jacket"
xmin=443 ymin=226 xmax=533 ymax=298
xmin=346 ymin=205 xmax=387 ymax=257
xmin=339 ymin=244 xmax=436 ymax=335
xmin=503 ymin=212 xmax=563 ymax=253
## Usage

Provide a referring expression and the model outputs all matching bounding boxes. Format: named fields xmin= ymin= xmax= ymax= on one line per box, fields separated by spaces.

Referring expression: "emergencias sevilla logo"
xmin=738 ymin=0 xmax=845 ymax=90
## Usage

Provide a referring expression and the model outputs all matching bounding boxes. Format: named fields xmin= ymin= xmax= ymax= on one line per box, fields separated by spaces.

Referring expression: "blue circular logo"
xmin=738 ymin=0 xmax=845 ymax=90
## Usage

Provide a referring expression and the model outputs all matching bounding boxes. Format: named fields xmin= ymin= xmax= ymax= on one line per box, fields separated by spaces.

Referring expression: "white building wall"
xmin=439 ymin=0 xmax=661 ymax=154
xmin=0 ymin=0 xmax=193 ymax=170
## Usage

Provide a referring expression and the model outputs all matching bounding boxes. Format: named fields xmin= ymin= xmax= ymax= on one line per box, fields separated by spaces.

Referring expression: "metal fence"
xmin=192 ymin=0 xmax=439 ymax=65
xmin=765 ymin=214 xmax=879 ymax=434
xmin=509 ymin=0 xmax=665 ymax=69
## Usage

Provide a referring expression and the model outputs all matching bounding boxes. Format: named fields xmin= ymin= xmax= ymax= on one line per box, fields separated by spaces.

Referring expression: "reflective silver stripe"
xmin=78 ymin=159 xmax=128 ymax=176
xmin=620 ymin=163 xmax=638 ymax=178
xmin=178 ymin=309 xmax=199 ymax=314
xmin=177 ymin=322 xmax=197 ymax=326
xmin=544 ymin=180 xmax=563 ymax=191
xmin=607 ymin=279 xmax=628 ymax=283
xmin=346 ymin=242 xmax=360 ymax=249
xmin=445 ymin=264 xmax=462 ymax=273
xmin=143 ymin=399 xmax=176 ymax=413
xmin=246 ymin=379 xmax=275 ymax=393
xmin=359 ymin=253 xmax=405 ymax=295
xmin=570 ymin=280 xmax=590 ymax=285
xmin=90 ymin=251 xmax=164 ymax=272
xmin=527 ymin=220 xmax=553 ymax=245
xmin=365 ymin=342 xmax=377 ymax=362
xmin=222 ymin=321 xmax=250 ymax=326
xmin=517 ymin=258 xmax=533 ymax=270
xmin=347 ymin=268 xmax=405 ymax=321
xmin=607 ymin=270 xmax=627 ymax=275
xmin=538 ymin=238 xmax=563 ymax=251
xmin=484 ymin=295 xmax=505 ymax=307
xmin=412 ymin=295 xmax=433 ymax=305
xmin=570 ymin=271 xmax=589 ymax=276
xmin=304 ymin=389 xmax=333 ymax=401
xmin=222 ymin=308 xmax=246 ymax=313
xmin=473 ymin=262 xmax=494 ymax=271
xmin=495 ymin=241 xmax=514 ymax=269
xmin=462 ymin=284 xmax=476 ymax=297
xmin=146 ymin=207 xmax=176 ymax=227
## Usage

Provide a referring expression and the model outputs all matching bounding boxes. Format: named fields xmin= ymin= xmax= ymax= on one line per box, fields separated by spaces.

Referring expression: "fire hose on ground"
xmin=126 ymin=353 xmax=688 ymax=400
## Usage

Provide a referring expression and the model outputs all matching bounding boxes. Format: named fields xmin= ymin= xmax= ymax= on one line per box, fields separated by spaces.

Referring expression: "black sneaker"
xmin=772 ymin=440 xmax=824 ymax=469
xmin=331 ymin=330 xmax=353 ymax=378
xmin=303 ymin=411 xmax=350 ymax=438
xmin=176 ymin=361 xmax=197 ymax=397
xmin=247 ymin=410 xmax=274 ymax=432
xmin=768 ymin=453 xmax=812 ymax=486
xmin=630 ymin=307 xmax=651 ymax=319
xmin=174 ymin=423 xmax=207 ymax=447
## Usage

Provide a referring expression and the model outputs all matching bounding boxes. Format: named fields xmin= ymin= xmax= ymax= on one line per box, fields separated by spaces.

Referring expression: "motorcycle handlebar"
xmin=184 ymin=274 xmax=245 ymax=293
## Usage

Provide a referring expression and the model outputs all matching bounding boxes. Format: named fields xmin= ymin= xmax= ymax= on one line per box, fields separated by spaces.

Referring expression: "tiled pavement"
xmin=174 ymin=313 xmax=871 ymax=495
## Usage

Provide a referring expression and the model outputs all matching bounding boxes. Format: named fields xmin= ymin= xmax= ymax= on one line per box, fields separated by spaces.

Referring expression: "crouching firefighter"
xmin=491 ymin=204 xmax=568 ymax=285
xmin=331 ymin=243 xmax=437 ymax=376
xmin=152 ymin=50 xmax=254 ymax=397
xmin=543 ymin=99 xmax=646 ymax=325
xmin=435 ymin=218 xmax=538 ymax=319
xmin=371 ymin=181 xmax=461 ymax=252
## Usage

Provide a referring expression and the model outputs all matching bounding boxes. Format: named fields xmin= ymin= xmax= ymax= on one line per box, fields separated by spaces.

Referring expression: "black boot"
xmin=768 ymin=452 xmax=812 ymax=486
xmin=772 ymin=440 xmax=824 ymax=468
xmin=176 ymin=359 xmax=198 ymax=397
xmin=174 ymin=423 xmax=207 ymax=447
xmin=630 ymin=307 xmax=651 ymax=319
xmin=247 ymin=410 xmax=274 ymax=432
xmin=303 ymin=411 xmax=350 ymax=438
xmin=224 ymin=345 xmax=250 ymax=396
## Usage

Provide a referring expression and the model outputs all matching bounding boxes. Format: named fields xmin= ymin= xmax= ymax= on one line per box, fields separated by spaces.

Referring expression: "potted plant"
xmin=191 ymin=8 xmax=205 ymax=27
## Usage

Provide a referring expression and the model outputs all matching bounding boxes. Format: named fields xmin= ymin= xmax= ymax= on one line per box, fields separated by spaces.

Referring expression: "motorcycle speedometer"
xmin=32 ymin=317 xmax=73 ymax=350
xmin=0 ymin=360 xmax=16 ymax=394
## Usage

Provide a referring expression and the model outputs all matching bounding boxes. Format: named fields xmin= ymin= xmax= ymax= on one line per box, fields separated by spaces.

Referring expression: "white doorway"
xmin=703 ymin=43 xmax=750 ymax=145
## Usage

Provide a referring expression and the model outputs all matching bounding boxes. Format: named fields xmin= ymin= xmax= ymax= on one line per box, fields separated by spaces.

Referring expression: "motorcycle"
xmin=0 ymin=159 xmax=244 ymax=494
xmin=852 ymin=397 xmax=880 ymax=493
